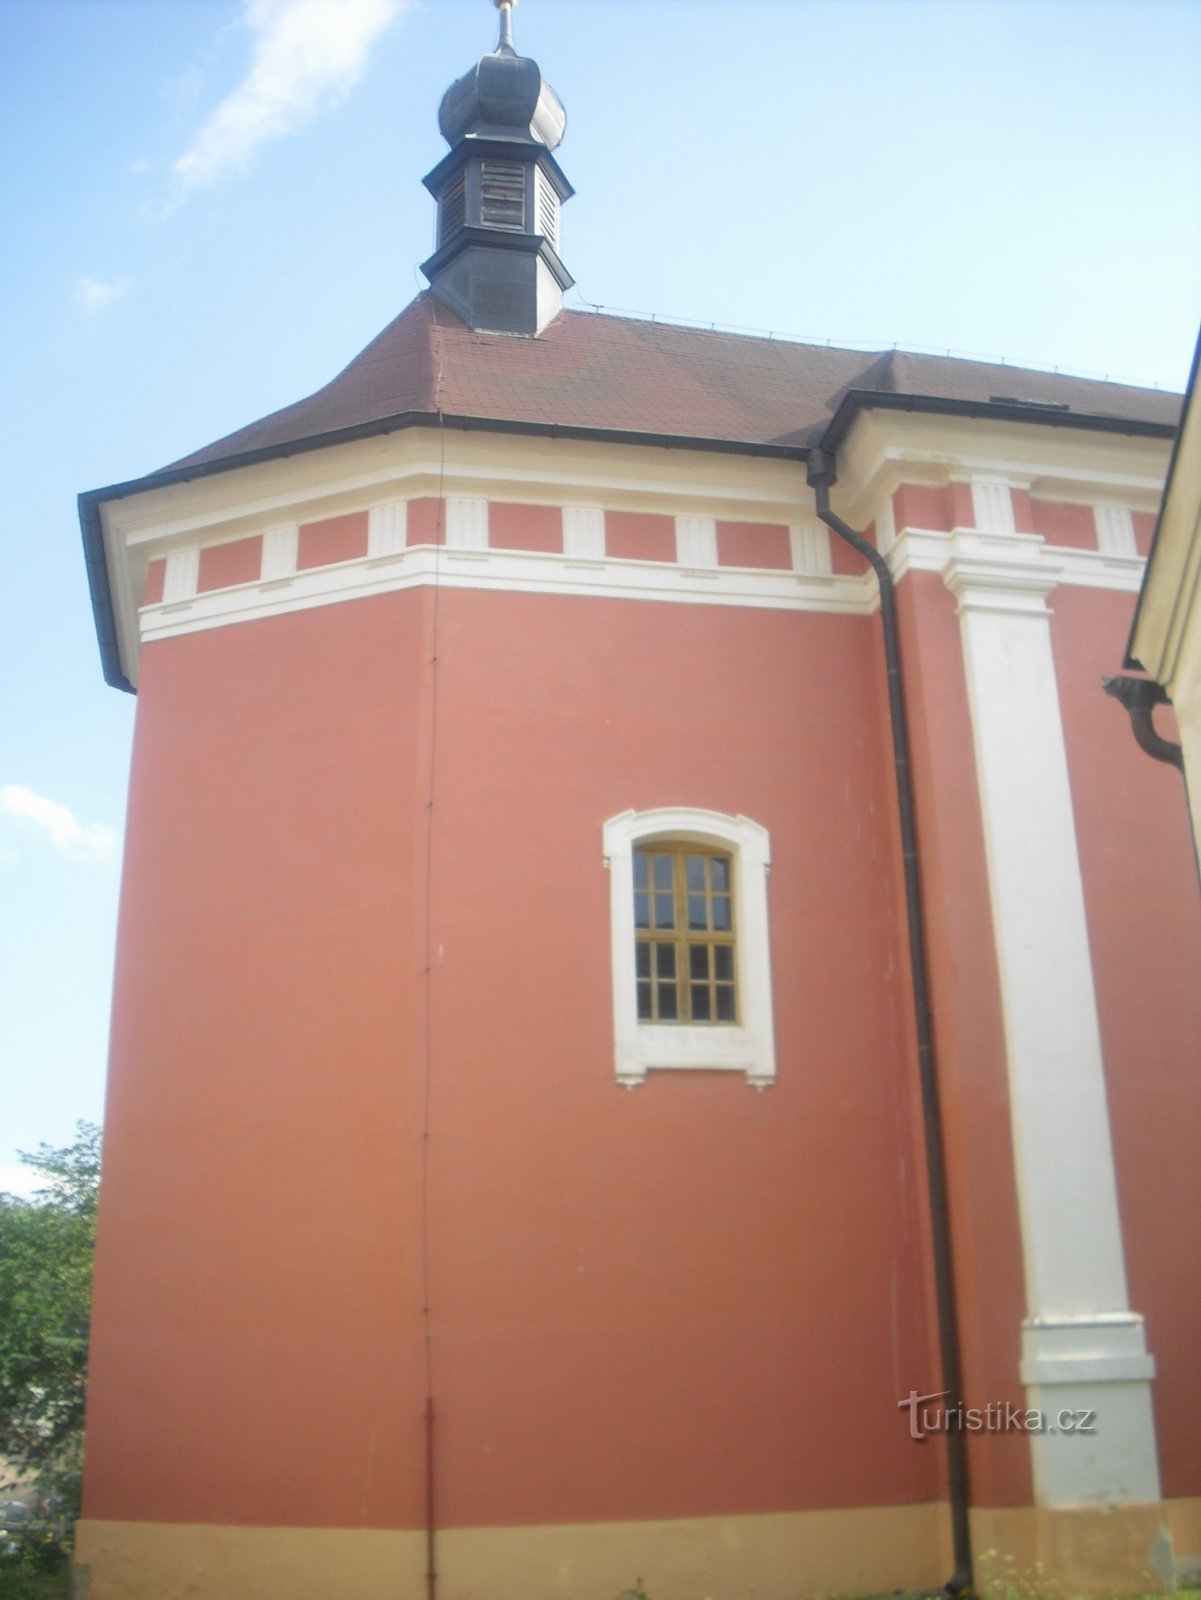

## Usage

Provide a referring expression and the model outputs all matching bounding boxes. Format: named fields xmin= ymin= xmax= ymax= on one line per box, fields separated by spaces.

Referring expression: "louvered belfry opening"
xmin=535 ymin=168 xmax=559 ymax=250
xmin=480 ymin=162 xmax=526 ymax=230
xmin=439 ymin=170 xmax=467 ymax=247
xmin=421 ymin=9 xmax=573 ymax=335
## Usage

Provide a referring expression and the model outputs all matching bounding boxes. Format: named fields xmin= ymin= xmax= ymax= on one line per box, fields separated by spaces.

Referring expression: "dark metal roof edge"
xmin=1124 ymin=323 xmax=1201 ymax=670
xmin=821 ymin=388 xmax=1180 ymax=453
xmin=79 ymin=491 xmax=135 ymax=694
xmin=80 ymin=410 xmax=810 ymax=694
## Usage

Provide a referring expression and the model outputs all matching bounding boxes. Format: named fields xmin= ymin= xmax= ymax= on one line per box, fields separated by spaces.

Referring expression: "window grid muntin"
xmin=634 ymin=846 xmax=737 ymax=1024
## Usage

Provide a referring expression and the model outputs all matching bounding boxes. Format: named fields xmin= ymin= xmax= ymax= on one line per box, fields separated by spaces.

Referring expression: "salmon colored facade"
xmin=75 ymin=15 xmax=1199 ymax=1598
xmin=77 ymin=431 xmax=1201 ymax=1597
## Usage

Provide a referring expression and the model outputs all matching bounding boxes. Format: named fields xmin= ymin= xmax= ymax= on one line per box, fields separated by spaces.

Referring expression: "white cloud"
xmin=76 ymin=277 xmax=129 ymax=313
xmin=173 ymin=0 xmax=402 ymax=192
xmin=0 ymin=786 xmax=118 ymax=865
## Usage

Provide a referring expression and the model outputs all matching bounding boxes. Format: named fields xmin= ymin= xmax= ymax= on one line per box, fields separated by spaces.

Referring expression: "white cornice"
xmin=887 ymin=526 xmax=1144 ymax=594
xmin=835 ymin=409 xmax=1171 ymax=530
xmin=138 ymin=545 xmax=876 ymax=652
xmin=99 ymin=413 xmax=1165 ymax=688
xmin=103 ymin=431 xmax=818 ymax=554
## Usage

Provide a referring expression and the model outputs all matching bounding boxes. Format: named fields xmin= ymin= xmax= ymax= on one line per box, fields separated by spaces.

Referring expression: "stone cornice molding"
xmin=941 ymin=533 xmax=1064 ymax=617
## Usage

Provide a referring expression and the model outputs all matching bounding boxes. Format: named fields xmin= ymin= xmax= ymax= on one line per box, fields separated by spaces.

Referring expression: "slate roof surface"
xmin=169 ymin=292 xmax=1181 ymax=472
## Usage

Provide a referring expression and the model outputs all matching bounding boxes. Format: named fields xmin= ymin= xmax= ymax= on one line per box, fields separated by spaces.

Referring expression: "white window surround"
xmin=602 ymin=807 xmax=775 ymax=1090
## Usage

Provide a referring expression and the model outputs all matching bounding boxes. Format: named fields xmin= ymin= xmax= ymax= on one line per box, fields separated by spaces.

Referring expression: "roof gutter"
xmin=80 ymin=410 xmax=810 ymax=694
xmin=807 ymin=444 xmax=974 ymax=1597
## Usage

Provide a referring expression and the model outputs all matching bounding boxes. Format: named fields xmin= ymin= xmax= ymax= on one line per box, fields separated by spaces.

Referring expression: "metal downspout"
xmin=806 ymin=446 xmax=974 ymax=1596
xmin=1101 ymin=675 xmax=1185 ymax=770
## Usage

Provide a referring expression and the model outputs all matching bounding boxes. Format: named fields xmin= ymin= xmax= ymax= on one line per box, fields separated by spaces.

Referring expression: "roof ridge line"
xmin=564 ymin=301 xmax=1178 ymax=393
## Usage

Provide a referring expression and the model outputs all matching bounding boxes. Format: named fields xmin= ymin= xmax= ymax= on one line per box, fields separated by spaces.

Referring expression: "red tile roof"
xmin=170 ymin=293 xmax=1180 ymax=471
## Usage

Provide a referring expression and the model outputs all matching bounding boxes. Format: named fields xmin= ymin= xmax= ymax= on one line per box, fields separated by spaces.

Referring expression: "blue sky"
xmin=1 ymin=0 xmax=1199 ymax=1193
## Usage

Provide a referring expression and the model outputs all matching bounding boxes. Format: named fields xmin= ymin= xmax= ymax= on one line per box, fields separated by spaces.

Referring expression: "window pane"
xmin=689 ymin=944 xmax=709 ymax=978
xmin=634 ymin=891 xmax=649 ymax=929
xmin=653 ymin=855 xmax=673 ymax=890
xmin=637 ymin=981 xmax=653 ymax=1019
xmin=691 ymin=984 xmax=711 ymax=1020
xmin=687 ymin=895 xmax=708 ymax=930
xmin=636 ymin=943 xmax=651 ymax=978
xmin=715 ymin=986 xmax=736 ymax=1021
xmin=710 ymin=857 xmax=730 ymax=892
xmin=657 ymin=983 xmax=678 ymax=1020
xmin=712 ymin=897 xmax=732 ymax=931
xmin=655 ymin=942 xmax=676 ymax=978
xmin=714 ymin=944 xmax=734 ymax=981
xmin=634 ymin=852 xmax=649 ymax=889
xmin=685 ymin=855 xmax=706 ymax=891
xmin=654 ymin=893 xmax=675 ymax=929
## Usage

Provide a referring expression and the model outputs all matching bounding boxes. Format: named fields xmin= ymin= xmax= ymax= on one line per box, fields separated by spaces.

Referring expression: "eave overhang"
xmin=82 ymin=383 xmax=1181 ymax=696
xmin=80 ymin=411 xmax=810 ymax=694
xmin=820 ymin=389 xmax=1179 ymax=456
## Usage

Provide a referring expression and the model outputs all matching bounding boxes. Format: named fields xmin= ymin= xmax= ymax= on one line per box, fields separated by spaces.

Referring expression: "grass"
xmin=0 ymin=1560 xmax=1194 ymax=1600
xmin=0 ymin=1550 xmax=70 ymax=1600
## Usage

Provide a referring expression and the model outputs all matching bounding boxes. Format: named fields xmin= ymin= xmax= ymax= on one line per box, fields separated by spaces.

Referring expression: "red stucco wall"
xmin=1051 ymin=585 xmax=1201 ymax=1499
xmin=85 ymin=586 xmax=944 ymax=1531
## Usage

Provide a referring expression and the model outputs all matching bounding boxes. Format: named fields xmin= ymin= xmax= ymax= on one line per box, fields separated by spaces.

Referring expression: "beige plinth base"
xmin=74 ymin=1504 xmax=949 ymax=1600
xmin=1167 ymin=1497 xmax=1201 ymax=1587
xmin=972 ymin=1502 xmax=1184 ymax=1597
xmin=73 ymin=1499 xmax=1201 ymax=1599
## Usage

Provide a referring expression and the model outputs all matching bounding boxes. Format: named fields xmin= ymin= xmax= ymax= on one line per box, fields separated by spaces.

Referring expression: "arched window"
xmin=602 ymin=808 xmax=775 ymax=1089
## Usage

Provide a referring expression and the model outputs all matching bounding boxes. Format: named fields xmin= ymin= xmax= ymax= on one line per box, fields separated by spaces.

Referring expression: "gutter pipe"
xmin=806 ymin=445 xmax=974 ymax=1597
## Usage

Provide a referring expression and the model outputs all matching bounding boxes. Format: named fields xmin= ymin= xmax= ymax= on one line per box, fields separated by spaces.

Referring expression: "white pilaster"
xmin=261 ymin=523 xmax=298 ymax=582
xmin=1094 ymin=503 xmax=1137 ymax=557
xmin=790 ymin=520 xmax=832 ymax=575
xmin=675 ymin=515 xmax=717 ymax=569
xmin=368 ymin=501 xmax=407 ymax=559
xmin=873 ymin=496 xmax=896 ymax=555
xmin=162 ymin=547 xmax=199 ymax=604
xmin=446 ymin=497 xmax=488 ymax=551
xmin=943 ymin=529 xmax=1159 ymax=1508
xmin=563 ymin=504 xmax=605 ymax=561
xmin=969 ymin=475 xmax=1019 ymax=535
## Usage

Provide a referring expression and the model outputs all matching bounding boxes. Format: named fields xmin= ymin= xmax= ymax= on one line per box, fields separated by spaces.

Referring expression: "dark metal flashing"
xmin=79 ymin=492 xmax=135 ymax=694
xmin=821 ymin=388 xmax=1179 ymax=454
xmin=1124 ymin=324 xmax=1201 ymax=670
xmin=79 ymin=410 xmax=810 ymax=694
xmin=420 ymin=226 xmax=573 ymax=294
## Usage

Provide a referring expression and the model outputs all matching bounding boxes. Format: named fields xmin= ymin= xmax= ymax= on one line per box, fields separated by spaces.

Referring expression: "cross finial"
xmin=493 ymin=0 xmax=516 ymax=54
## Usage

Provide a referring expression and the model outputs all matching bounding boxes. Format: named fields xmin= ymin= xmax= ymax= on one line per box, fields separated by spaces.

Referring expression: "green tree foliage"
xmin=0 ymin=1123 xmax=100 ymax=1516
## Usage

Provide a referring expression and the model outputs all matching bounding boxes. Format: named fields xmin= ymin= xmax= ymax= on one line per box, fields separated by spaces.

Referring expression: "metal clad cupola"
xmin=421 ymin=0 xmax=573 ymax=335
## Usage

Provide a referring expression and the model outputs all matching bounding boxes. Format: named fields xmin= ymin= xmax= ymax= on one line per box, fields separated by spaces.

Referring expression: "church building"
xmin=76 ymin=4 xmax=1200 ymax=1596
